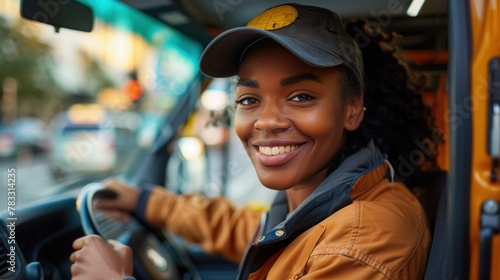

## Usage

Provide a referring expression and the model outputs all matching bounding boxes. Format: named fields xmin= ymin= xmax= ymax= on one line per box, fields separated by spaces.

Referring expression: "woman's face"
xmin=234 ymin=41 xmax=363 ymax=192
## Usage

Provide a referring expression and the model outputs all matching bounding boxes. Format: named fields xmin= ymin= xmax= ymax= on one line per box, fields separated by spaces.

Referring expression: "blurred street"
xmin=0 ymin=154 xmax=80 ymax=211
xmin=0 ymin=146 xmax=138 ymax=212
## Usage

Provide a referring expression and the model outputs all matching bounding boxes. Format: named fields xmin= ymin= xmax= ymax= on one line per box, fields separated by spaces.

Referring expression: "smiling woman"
xmin=68 ymin=3 xmax=440 ymax=280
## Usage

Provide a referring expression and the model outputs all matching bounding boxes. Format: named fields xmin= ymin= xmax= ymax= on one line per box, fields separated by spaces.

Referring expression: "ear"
xmin=343 ymin=97 xmax=364 ymax=131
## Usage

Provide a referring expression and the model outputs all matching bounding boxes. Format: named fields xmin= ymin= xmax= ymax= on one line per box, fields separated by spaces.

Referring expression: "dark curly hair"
xmin=335 ymin=19 xmax=441 ymax=183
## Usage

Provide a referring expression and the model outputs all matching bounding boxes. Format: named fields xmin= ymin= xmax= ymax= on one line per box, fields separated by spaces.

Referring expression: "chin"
xmin=257 ymin=175 xmax=294 ymax=191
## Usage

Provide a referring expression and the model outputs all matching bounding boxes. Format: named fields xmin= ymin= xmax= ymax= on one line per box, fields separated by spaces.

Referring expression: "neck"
xmin=285 ymin=184 xmax=318 ymax=212
xmin=284 ymin=165 xmax=333 ymax=212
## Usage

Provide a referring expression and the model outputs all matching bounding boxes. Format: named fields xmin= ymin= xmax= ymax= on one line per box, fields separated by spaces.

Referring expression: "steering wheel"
xmin=77 ymin=183 xmax=197 ymax=280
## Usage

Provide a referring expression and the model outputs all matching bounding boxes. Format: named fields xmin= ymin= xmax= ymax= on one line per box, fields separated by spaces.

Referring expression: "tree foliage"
xmin=0 ymin=16 xmax=63 ymax=106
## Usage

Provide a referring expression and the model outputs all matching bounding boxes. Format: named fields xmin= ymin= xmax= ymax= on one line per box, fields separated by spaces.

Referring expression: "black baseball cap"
xmin=199 ymin=3 xmax=364 ymax=86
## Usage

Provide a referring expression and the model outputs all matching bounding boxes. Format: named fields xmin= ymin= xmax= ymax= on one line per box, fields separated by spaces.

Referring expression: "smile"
xmin=258 ymin=144 xmax=302 ymax=156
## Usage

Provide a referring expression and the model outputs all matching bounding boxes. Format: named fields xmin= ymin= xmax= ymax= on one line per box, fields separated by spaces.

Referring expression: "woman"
xmin=70 ymin=3 xmax=438 ymax=279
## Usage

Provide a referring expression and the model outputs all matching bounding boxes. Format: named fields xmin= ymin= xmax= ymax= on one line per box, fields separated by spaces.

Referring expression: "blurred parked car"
xmin=12 ymin=117 xmax=50 ymax=154
xmin=0 ymin=117 xmax=49 ymax=158
xmin=0 ymin=126 xmax=15 ymax=158
xmin=49 ymin=104 xmax=116 ymax=178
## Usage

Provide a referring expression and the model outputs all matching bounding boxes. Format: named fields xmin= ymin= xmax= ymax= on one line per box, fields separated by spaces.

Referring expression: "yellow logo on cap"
xmin=247 ymin=5 xmax=298 ymax=30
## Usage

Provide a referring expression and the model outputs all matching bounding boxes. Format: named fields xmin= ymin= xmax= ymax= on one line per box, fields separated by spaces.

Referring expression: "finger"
xmin=72 ymin=236 xmax=86 ymax=250
xmin=108 ymin=240 xmax=133 ymax=260
xmin=69 ymin=251 xmax=76 ymax=263
xmin=70 ymin=262 xmax=86 ymax=280
xmin=107 ymin=239 xmax=124 ymax=249
xmin=93 ymin=198 xmax=120 ymax=210
xmin=70 ymin=263 xmax=80 ymax=277
xmin=108 ymin=239 xmax=131 ymax=254
xmin=73 ymin=235 xmax=102 ymax=250
xmin=93 ymin=189 xmax=118 ymax=200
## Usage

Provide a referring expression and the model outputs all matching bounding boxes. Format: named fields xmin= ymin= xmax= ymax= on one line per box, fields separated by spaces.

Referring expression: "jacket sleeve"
xmin=141 ymin=187 xmax=262 ymax=263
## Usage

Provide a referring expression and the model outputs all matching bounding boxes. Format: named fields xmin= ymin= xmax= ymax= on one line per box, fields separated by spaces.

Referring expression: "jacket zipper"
xmin=237 ymin=243 xmax=258 ymax=279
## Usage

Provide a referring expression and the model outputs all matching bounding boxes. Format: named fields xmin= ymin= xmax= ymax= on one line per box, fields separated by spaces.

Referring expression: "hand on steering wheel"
xmin=70 ymin=235 xmax=133 ymax=280
xmin=76 ymin=181 xmax=182 ymax=280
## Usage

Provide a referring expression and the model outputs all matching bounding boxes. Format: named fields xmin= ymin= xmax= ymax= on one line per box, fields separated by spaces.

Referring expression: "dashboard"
xmin=0 ymin=193 xmax=82 ymax=279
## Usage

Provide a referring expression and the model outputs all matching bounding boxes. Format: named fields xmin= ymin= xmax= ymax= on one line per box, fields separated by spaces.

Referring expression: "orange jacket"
xmin=143 ymin=143 xmax=430 ymax=279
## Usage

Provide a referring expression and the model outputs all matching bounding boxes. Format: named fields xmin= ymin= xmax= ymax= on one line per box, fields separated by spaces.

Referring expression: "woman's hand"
xmin=70 ymin=235 xmax=133 ymax=280
xmin=94 ymin=178 xmax=140 ymax=214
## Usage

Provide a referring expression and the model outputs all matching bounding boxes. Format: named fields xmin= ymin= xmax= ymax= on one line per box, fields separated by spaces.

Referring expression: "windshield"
xmin=0 ymin=0 xmax=202 ymax=210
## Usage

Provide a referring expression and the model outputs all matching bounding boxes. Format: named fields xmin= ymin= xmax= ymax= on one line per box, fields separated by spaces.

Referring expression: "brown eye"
xmin=235 ymin=97 xmax=259 ymax=105
xmin=289 ymin=93 xmax=315 ymax=102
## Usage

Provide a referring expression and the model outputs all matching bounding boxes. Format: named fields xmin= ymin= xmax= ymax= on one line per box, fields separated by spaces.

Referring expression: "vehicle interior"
xmin=0 ymin=0 xmax=498 ymax=279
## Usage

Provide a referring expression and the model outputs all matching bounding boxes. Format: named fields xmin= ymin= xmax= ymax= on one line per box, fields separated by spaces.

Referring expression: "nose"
xmin=254 ymin=103 xmax=291 ymax=132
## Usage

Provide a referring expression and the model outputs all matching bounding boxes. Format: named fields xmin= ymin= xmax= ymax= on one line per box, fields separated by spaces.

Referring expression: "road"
xmin=0 ymin=129 xmax=141 ymax=212
xmin=0 ymin=153 xmax=84 ymax=211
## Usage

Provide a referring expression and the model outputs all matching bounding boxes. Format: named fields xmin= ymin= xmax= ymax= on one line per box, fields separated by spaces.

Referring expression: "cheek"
xmin=233 ymin=111 xmax=253 ymax=144
xmin=294 ymin=110 xmax=345 ymax=138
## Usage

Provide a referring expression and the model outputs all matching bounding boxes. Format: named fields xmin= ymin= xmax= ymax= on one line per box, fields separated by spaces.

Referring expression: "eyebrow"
xmin=236 ymin=78 xmax=258 ymax=88
xmin=280 ymin=73 xmax=323 ymax=86
xmin=236 ymin=73 xmax=323 ymax=89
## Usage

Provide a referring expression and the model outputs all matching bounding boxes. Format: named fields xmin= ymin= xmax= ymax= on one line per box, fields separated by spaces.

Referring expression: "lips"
xmin=254 ymin=142 xmax=305 ymax=166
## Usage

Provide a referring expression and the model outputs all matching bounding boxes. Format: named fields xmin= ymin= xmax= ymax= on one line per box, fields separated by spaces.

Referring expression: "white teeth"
xmin=259 ymin=145 xmax=301 ymax=156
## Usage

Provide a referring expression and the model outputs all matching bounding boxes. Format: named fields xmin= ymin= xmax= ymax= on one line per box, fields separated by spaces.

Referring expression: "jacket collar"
xmin=264 ymin=140 xmax=388 ymax=234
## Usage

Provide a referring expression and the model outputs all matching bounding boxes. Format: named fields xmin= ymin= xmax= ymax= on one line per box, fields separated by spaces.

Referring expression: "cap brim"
xmin=199 ymin=27 xmax=344 ymax=78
